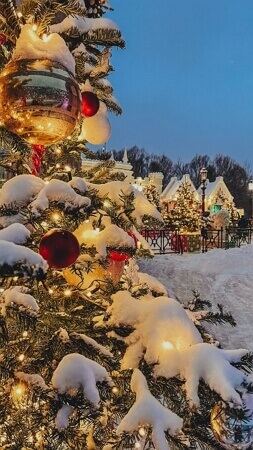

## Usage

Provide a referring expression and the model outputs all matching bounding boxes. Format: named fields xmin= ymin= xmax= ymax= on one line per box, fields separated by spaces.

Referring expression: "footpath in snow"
xmin=139 ymin=245 xmax=253 ymax=351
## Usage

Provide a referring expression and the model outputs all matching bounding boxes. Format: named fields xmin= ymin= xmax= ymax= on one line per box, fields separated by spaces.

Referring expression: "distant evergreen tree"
xmin=163 ymin=180 xmax=201 ymax=232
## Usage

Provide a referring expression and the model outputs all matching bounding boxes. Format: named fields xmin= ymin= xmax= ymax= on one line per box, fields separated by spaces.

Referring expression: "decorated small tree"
xmin=142 ymin=181 xmax=162 ymax=212
xmin=163 ymin=179 xmax=202 ymax=233
xmin=0 ymin=2 xmax=252 ymax=450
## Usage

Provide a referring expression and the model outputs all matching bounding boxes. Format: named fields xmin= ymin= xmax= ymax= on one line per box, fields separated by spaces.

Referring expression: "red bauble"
xmin=108 ymin=250 xmax=131 ymax=262
xmin=81 ymin=91 xmax=99 ymax=117
xmin=39 ymin=229 xmax=80 ymax=269
xmin=0 ymin=34 xmax=7 ymax=46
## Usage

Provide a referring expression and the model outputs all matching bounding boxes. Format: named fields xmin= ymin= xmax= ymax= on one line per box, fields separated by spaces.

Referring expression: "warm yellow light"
xmin=0 ymin=288 xmax=4 ymax=293
xmin=95 ymin=227 xmax=100 ymax=234
xmin=135 ymin=443 xmax=141 ymax=449
xmin=17 ymin=12 xmax=23 ymax=18
xmin=48 ymin=288 xmax=54 ymax=295
xmin=18 ymin=354 xmax=25 ymax=362
xmin=139 ymin=427 xmax=146 ymax=437
xmin=64 ymin=289 xmax=72 ymax=297
xmin=55 ymin=148 xmax=62 ymax=155
xmin=13 ymin=276 xmax=18 ymax=282
xmin=87 ymin=291 xmax=92 ymax=298
xmin=52 ymin=212 xmax=61 ymax=222
xmin=103 ymin=200 xmax=111 ymax=208
xmin=15 ymin=386 xmax=24 ymax=396
xmin=56 ymin=163 xmax=61 ymax=169
xmin=32 ymin=24 xmax=37 ymax=31
xmin=42 ymin=34 xmax=49 ymax=42
xmin=65 ymin=165 xmax=71 ymax=172
xmin=162 ymin=341 xmax=174 ymax=350
xmin=22 ymin=331 xmax=28 ymax=338
xmin=112 ymin=386 xmax=119 ymax=394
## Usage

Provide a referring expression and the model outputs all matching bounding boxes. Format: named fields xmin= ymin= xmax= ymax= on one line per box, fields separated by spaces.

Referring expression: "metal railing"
xmin=141 ymin=227 xmax=252 ymax=255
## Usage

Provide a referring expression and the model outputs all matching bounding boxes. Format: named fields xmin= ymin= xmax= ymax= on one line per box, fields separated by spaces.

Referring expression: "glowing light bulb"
xmin=18 ymin=354 xmax=25 ymax=362
xmin=64 ymin=289 xmax=72 ymax=297
xmin=15 ymin=385 xmax=24 ymax=396
xmin=0 ymin=288 xmax=4 ymax=293
xmin=48 ymin=288 xmax=54 ymax=295
xmin=56 ymin=163 xmax=61 ymax=169
xmin=51 ymin=212 xmax=61 ymax=222
xmin=55 ymin=148 xmax=61 ymax=155
xmin=42 ymin=33 xmax=49 ymax=42
xmin=162 ymin=341 xmax=174 ymax=350
xmin=23 ymin=331 xmax=28 ymax=338
xmin=112 ymin=386 xmax=119 ymax=394
xmin=139 ymin=427 xmax=146 ymax=437
xmin=135 ymin=443 xmax=141 ymax=449
xmin=32 ymin=24 xmax=37 ymax=31
xmin=85 ymin=219 xmax=89 ymax=223
xmin=103 ymin=200 xmax=111 ymax=208
xmin=65 ymin=165 xmax=71 ymax=172
xmin=13 ymin=276 xmax=18 ymax=282
xmin=87 ymin=291 xmax=92 ymax=298
xmin=17 ymin=11 xmax=23 ymax=18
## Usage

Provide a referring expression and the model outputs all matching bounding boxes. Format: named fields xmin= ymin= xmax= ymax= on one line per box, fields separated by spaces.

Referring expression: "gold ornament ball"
xmin=211 ymin=402 xmax=253 ymax=450
xmin=0 ymin=59 xmax=81 ymax=145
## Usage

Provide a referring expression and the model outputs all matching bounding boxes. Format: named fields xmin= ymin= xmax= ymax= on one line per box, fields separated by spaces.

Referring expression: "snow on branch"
xmin=30 ymin=179 xmax=91 ymax=216
xmin=52 ymin=353 xmax=113 ymax=408
xmin=0 ymin=240 xmax=47 ymax=277
xmin=117 ymin=369 xmax=183 ymax=450
xmin=0 ymin=223 xmax=30 ymax=244
xmin=106 ymin=291 xmax=248 ymax=406
xmin=1 ymin=286 xmax=39 ymax=316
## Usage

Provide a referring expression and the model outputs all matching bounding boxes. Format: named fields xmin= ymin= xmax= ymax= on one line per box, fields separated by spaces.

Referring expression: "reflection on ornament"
xmin=39 ymin=228 xmax=80 ymax=269
xmin=81 ymin=91 xmax=99 ymax=117
xmin=0 ymin=59 xmax=81 ymax=145
xmin=211 ymin=402 xmax=253 ymax=449
xmin=81 ymin=113 xmax=111 ymax=145
xmin=0 ymin=34 xmax=7 ymax=46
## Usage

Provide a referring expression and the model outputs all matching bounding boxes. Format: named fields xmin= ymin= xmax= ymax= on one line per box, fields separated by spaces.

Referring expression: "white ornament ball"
xmin=81 ymin=114 xmax=111 ymax=145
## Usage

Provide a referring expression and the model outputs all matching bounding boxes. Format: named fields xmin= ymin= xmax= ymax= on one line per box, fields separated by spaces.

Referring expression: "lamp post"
xmin=200 ymin=167 xmax=208 ymax=217
xmin=249 ymin=179 xmax=253 ymax=226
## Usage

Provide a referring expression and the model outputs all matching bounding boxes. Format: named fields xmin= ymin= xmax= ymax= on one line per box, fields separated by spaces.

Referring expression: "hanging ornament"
xmin=81 ymin=91 xmax=99 ymax=117
xmin=31 ymin=144 xmax=45 ymax=176
xmin=39 ymin=229 xmax=80 ymax=269
xmin=80 ymin=114 xmax=111 ymax=145
xmin=0 ymin=59 xmax=81 ymax=145
xmin=210 ymin=402 xmax=253 ymax=449
xmin=0 ymin=34 xmax=7 ymax=46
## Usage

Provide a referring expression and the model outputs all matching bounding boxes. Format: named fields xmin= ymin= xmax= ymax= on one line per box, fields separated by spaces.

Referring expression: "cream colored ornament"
xmin=63 ymin=259 xmax=124 ymax=289
xmin=80 ymin=113 xmax=111 ymax=145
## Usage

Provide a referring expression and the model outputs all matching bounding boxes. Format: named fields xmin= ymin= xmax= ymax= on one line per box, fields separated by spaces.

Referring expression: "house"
xmin=198 ymin=176 xmax=234 ymax=213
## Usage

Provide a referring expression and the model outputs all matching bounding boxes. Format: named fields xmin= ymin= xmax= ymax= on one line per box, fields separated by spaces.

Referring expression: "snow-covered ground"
xmin=139 ymin=245 xmax=253 ymax=352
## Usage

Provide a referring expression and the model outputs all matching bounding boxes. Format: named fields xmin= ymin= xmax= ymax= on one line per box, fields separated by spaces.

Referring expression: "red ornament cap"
xmin=39 ymin=228 xmax=80 ymax=269
xmin=81 ymin=91 xmax=99 ymax=117
xmin=108 ymin=250 xmax=131 ymax=262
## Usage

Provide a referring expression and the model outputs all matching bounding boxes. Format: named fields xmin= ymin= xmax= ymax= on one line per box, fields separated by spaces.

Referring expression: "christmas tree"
xmin=142 ymin=182 xmax=162 ymax=213
xmin=0 ymin=2 xmax=253 ymax=450
xmin=163 ymin=179 xmax=202 ymax=233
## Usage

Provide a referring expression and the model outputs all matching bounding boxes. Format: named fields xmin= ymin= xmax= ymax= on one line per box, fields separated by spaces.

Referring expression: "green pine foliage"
xmin=163 ymin=180 xmax=202 ymax=232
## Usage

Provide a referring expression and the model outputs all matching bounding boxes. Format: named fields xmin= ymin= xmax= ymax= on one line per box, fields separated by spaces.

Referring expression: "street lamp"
xmin=248 ymin=179 xmax=253 ymax=225
xmin=200 ymin=167 xmax=208 ymax=217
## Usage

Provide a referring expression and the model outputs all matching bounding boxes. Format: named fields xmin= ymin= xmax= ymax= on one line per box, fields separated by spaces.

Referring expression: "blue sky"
xmin=105 ymin=0 xmax=253 ymax=167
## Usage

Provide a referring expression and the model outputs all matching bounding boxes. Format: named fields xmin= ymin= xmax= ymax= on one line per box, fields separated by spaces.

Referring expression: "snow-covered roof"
xmin=197 ymin=176 xmax=233 ymax=201
xmin=161 ymin=174 xmax=198 ymax=201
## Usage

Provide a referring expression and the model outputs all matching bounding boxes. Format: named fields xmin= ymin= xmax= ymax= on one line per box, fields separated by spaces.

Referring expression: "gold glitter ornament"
xmin=0 ymin=59 xmax=81 ymax=145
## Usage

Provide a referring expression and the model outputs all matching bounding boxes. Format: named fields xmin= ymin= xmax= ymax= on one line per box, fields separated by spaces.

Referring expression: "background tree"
xmin=162 ymin=179 xmax=201 ymax=232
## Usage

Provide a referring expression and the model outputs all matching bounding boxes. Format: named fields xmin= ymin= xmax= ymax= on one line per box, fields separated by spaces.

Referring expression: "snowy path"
xmin=139 ymin=245 xmax=253 ymax=351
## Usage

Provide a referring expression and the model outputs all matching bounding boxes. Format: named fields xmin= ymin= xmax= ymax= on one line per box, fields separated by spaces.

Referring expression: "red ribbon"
xmin=31 ymin=144 xmax=45 ymax=176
